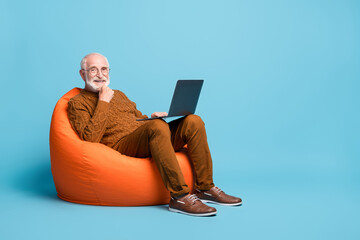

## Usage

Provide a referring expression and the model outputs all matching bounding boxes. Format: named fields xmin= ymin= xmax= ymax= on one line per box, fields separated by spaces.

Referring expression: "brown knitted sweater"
xmin=67 ymin=89 xmax=148 ymax=148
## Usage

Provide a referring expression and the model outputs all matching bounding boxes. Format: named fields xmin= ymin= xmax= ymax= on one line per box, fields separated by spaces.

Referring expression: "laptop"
xmin=136 ymin=80 xmax=204 ymax=121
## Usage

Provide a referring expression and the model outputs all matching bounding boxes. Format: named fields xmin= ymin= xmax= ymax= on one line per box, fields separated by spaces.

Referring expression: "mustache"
xmin=91 ymin=78 xmax=108 ymax=81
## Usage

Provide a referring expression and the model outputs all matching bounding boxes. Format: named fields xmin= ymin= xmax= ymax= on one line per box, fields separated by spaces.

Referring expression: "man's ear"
xmin=79 ymin=69 xmax=86 ymax=82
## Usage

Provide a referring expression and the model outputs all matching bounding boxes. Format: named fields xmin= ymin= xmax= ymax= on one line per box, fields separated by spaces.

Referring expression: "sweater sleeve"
xmin=133 ymin=102 xmax=148 ymax=119
xmin=118 ymin=90 xmax=148 ymax=119
xmin=68 ymin=99 xmax=109 ymax=143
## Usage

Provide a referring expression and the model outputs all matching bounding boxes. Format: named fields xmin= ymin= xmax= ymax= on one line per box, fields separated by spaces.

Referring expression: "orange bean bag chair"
xmin=50 ymin=88 xmax=194 ymax=206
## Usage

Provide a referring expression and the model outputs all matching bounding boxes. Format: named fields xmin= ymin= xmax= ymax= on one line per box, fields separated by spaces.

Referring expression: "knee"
xmin=184 ymin=114 xmax=205 ymax=129
xmin=146 ymin=119 xmax=170 ymax=136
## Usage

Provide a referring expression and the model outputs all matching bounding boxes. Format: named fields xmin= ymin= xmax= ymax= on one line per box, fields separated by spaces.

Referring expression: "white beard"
xmin=85 ymin=76 xmax=110 ymax=92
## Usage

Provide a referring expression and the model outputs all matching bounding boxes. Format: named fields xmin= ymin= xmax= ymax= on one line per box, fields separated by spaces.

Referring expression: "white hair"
xmin=80 ymin=53 xmax=109 ymax=69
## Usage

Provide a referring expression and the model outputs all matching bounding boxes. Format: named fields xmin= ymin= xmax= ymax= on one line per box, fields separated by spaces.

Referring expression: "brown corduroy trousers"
xmin=114 ymin=114 xmax=215 ymax=198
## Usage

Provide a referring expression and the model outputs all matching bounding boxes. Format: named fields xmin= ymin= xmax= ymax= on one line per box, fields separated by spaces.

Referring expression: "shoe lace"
xmin=213 ymin=186 xmax=224 ymax=195
xmin=188 ymin=194 xmax=201 ymax=203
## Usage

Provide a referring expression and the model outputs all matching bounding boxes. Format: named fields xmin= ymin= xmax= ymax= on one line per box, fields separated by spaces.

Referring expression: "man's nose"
xmin=96 ymin=70 xmax=103 ymax=78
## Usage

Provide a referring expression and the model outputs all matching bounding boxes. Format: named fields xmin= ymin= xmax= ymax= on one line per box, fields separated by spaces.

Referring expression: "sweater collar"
xmin=80 ymin=88 xmax=99 ymax=98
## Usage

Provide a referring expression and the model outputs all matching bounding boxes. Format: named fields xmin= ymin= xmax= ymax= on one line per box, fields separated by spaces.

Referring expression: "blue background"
xmin=1 ymin=0 xmax=359 ymax=239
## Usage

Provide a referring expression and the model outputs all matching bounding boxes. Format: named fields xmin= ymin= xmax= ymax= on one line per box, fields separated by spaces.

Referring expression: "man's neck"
xmin=84 ymin=85 xmax=99 ymax=93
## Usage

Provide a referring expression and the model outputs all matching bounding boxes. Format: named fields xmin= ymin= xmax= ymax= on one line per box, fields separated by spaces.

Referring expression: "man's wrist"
xmin=99 ymin=99 xmax=110 ymax=104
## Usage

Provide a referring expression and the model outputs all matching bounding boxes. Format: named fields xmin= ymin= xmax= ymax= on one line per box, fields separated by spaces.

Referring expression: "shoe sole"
xmin=200 ymin=199 xmax=243 ymax=206
xmin=168 ymin=207 xmax=217 ymax=217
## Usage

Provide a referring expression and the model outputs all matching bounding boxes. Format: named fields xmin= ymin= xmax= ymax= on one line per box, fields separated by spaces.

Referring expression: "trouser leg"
xmin=169 ymin=115 xmax=215 ymax=191
xmin=114 ymin=119 xmax=190 ymax=198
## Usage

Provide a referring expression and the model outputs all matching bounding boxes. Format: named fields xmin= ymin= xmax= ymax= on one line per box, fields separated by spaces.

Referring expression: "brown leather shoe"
xmin=169 ymin=194 xmax=217 ymax=216
xmin=195 ymin=186 xmax=242 ymax=206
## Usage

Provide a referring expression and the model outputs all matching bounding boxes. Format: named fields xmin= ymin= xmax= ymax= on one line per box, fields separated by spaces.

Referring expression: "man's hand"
xmin=151 ymin=112 xmax=168 ymax=118
xmin=99 ymin=86 xmax=114 ymax=103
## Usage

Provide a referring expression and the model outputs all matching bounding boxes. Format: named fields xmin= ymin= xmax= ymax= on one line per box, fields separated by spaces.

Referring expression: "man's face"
xmin=81 ymin=54 xmax=110 ymax=92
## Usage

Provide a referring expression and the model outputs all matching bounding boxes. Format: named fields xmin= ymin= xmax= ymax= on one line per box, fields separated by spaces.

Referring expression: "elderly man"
xmin=68 ymin=53 xmax=242 ymax=216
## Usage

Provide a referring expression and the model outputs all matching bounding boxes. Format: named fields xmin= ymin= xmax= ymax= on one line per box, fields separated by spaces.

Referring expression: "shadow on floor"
xmin=12 ymin=159 xmax=58 ymax=200
xmin=152 ymin=204 xmax=169 ymax=212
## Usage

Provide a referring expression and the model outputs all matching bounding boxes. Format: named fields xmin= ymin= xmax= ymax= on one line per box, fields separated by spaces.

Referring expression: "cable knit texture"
xmin=67 ymin=89 xmax=148 ymax=148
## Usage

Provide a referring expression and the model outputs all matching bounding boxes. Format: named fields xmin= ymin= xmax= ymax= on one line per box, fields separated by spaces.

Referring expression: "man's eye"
xmin=90 ymin=68 xmax=97 ymax=73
